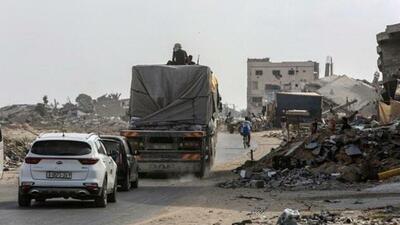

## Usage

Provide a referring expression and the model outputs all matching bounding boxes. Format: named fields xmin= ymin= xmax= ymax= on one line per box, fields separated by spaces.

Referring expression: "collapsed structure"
xmin=376 ymin=23 xmax=400 ymax=124
xmin=305 ymin=75 xmax=379 ymax=118
xmin=377 ymin=23 xmax=400 ymax=82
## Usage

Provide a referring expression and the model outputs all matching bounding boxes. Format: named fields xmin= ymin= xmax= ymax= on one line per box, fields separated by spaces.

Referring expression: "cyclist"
xmin=239 ymin=117 xmax=252 ymax=147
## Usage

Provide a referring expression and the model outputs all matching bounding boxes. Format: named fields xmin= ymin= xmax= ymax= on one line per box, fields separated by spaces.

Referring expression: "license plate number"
xmin=150 ymin=164 xmax=172 ymax=170
xmin=46 ymin=171 xmax=72 ymax=179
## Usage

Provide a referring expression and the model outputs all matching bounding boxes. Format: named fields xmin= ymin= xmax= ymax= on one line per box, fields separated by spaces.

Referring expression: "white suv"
xmin=18 ymin=133 xmax=117 ymax=207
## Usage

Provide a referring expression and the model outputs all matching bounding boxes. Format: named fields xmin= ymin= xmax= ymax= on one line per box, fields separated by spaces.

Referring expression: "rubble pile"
xmin=0 ymin=104 xmax=42 ymax=124
xmin=0 ymin=94 xmax=130 ymax=169
xmin=3 ymin=135 xmax=32 ymax=169
xmin=299 ymin=210 xmax=400 ymax=225
xmin=221 ymin=120 xmax=400 ymax=190
xmin=262 ymin=131 xmax=285 ymax=139
xmin=36 ymin=115 xmax=127 ymax=134
xmin=232 ymin=208 xmax=400 ymax=225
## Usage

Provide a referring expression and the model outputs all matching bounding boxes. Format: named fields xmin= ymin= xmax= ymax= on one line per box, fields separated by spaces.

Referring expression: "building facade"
xmin=377 ymin=23 xmax=400 ymax=82
xmin=247 ymin=58 xmax=319 ymax=114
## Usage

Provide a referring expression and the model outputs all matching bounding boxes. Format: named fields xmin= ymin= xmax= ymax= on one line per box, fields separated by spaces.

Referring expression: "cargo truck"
xmin=121 ymin=65 xmax=221 ymax=177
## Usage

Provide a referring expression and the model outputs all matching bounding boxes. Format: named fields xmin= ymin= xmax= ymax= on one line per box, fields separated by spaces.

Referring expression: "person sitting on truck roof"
xmin=187 ymin=55 xmax=196 ymax=65
xmin=172 ymin=43 xmax=188 ymax=65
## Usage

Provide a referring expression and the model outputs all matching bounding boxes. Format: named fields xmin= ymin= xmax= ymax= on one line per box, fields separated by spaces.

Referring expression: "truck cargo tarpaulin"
xmin=129 ymin=65 xmax=219 ymax=127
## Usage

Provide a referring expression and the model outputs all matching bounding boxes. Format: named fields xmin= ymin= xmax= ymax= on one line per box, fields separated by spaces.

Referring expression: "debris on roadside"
xmin=0 ymin=94 xmax=130 ymax=169
xmin=276 ymin=208 xmax=300 ymax=225
xmin=220 ymin=117 xmax=400 ymax=190
xmin=236 ymin=195 xmax=264 ymax=201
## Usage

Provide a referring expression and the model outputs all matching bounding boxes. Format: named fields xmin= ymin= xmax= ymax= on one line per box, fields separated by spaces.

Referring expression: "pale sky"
xmin=1 ymin=0 xmax=399 ymax=109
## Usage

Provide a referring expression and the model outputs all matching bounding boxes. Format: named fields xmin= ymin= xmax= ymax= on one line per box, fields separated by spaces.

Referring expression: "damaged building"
xmin=305 ymin=75 xmax=380 ymax=118
xmin=376 ymin=23 xmax=400 ymax=124
xmin=247 ymin=58 xmax=319 ymax=114
xmin=377 ymin=23 xmax=400 ymax=82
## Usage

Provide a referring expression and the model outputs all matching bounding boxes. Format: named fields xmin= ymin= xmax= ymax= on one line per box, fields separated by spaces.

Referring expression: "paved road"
xmin=0 ymin=132 xmax=246 ymax=225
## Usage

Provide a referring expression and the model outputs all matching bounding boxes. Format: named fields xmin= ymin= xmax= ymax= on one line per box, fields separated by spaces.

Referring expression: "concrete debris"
xmin=305 ymin=75 xmax=379 ymax=117
xmin=221 ymin=118 xmax=400 ymax=190
xmin=3 ymin=136 xmax=31 ymax=168
xmin=276 ymin=208 xmax=300 ymax=225
xmin=0 ymin=94 xmax=130 ymax=168
xmin=232 ymin=219 xmax=252 ymax=225
xmin=219 ymin=167 xmax=333 ymax=190
xmin=0 ymin=93 xmax=128 ymax=126
xmin=233 ymin=208 xmax=400 ymax=225
xmin=300 ymin=211 xmax=340 ymax=225
xmin=344 ymin=144 xmax=362 ymax=156
xmin=249 ymin=180 xmax=265 ymax=189
xmin=236 ymin=195 xmax=263 ymax=201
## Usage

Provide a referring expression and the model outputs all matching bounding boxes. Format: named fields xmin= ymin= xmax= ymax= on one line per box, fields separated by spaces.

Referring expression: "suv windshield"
xmin=31 ymin=140 xmax=91 ymax=156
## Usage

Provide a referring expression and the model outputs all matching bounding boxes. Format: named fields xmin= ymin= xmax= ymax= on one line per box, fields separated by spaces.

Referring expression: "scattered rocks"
xmin=277 ymin=208 xmax=300 ymax=225
xmin=232 ymin=219 xmax=252 ymax=225
xmin=249 ymin=180 xmax=265 ymax=189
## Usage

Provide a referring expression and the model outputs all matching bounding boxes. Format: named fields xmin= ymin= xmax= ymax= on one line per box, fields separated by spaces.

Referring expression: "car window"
xmin=31 ymin=140 xmax=91 ymax=156
xmin=102 ymin=140 xmax=121 ymax=155
xmin=126 ymin=142 xmax=134 ymax=155
xmin=96 ymin=141 xmax=107 ymax=155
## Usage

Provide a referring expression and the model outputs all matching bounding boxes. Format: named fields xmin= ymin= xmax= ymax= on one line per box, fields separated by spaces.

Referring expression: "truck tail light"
xmin=79 ymin=158 xmax=99 ymax=165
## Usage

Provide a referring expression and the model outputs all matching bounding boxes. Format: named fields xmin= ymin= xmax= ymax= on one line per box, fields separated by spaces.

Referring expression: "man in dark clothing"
xmin=341 ymin=117 xmax=352 ymax=133
xmin=187 ymin=55 xmax=196 ymax=65
xmin=172 ymin=43 xmax=187 ymax=65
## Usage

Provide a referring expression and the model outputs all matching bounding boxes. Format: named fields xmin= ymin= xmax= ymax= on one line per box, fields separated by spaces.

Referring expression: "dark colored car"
xmin=101 ymin=135 xmax=139 ymax=191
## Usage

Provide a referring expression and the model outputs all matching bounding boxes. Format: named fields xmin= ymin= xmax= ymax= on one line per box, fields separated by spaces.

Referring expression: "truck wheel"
xmin=131 ymin=176 xmax=139 ymax=189
xmin=131 ymin=169 xmax=139 ymax=188
xmin=120 ymin=172 xmax=131 ymax=191
xmin=95 ymin=178 xmax=107 ymax=208
xmin=195 ymin=159 xmax=210 ymax=178
xmin=18 ymin=189 xmax=31 ymax=207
